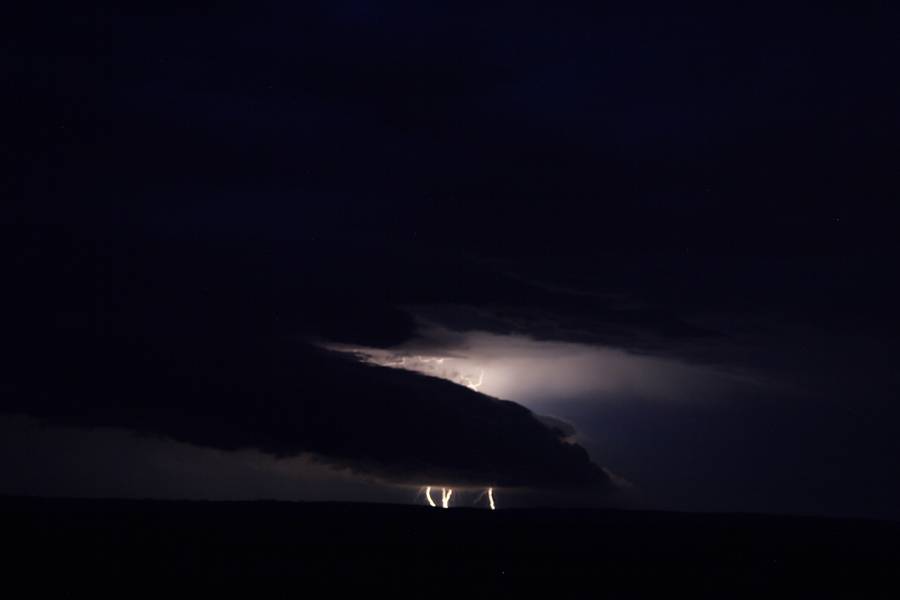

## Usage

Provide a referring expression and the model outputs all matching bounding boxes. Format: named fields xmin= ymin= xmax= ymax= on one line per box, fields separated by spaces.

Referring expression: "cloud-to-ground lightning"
xmin=465 ymin=369 xmax=485 ymax=392
xmin=428 ymin=486 xmax=498 ymax=510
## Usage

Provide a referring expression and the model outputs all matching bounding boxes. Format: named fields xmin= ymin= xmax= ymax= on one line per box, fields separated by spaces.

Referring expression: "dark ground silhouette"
xmin=4 ymin=496 xmax=898 ymax=595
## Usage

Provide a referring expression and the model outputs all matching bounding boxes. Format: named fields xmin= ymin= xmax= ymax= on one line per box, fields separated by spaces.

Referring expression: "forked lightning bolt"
xmin=423 ymin=486 xmax=496 ymax=509
xmin=466 ymin=369 xmax=485 ymax=391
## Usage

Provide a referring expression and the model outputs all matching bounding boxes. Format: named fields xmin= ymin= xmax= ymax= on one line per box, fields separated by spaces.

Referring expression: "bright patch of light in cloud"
xmin=327 ymin=327 xmax=757 ymax=409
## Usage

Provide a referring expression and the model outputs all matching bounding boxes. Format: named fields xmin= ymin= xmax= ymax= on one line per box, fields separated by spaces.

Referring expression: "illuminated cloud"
xmin=327 ymin=325 xmax=758 ymax=411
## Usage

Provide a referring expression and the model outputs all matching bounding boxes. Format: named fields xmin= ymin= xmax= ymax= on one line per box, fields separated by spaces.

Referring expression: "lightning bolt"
xmin=425 ymin=486 xmax=436 ymax=507
xmin=466 ymin=369 xmax=485 ymax=391
xmin=441 ymin=487 xmax=453 ymax=508
xmin=329 ymin=344 xmax=486 ymax=394
xmin=488 ymin=487 xmax=496 ymax=510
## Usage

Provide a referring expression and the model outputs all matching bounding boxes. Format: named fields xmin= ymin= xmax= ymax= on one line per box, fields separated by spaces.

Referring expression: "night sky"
xmin=3 ymin=1 xmax=900 ymax=518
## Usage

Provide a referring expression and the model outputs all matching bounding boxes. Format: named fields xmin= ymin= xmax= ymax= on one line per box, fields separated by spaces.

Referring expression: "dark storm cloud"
xmin=5 ymin=0 xmax=900 ymax=517
xmin=0 ymin=231 xmax=609 ymax=490
xmin=7 ymin=2 xmax=898 ymax=252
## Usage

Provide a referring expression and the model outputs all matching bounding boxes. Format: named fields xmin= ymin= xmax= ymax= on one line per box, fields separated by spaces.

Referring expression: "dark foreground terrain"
xmin=3 ymin=496 xmax=899 ymax=595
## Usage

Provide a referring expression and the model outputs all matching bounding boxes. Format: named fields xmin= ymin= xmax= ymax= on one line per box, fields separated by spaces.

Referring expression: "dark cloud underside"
xmin=1 ymin=233 xmax=609 ymax=490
